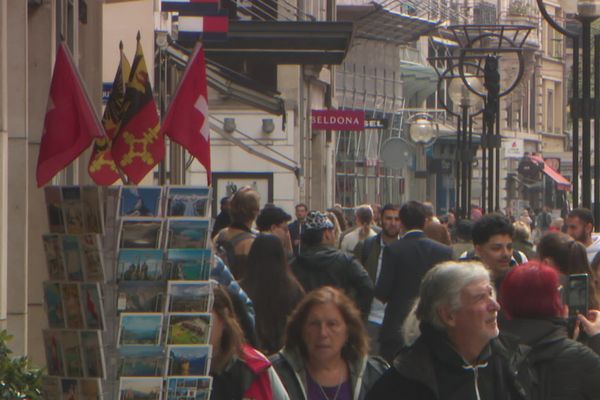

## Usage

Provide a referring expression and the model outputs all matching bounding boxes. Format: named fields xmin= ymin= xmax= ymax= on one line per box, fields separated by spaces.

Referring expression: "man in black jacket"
xmin=376 ymin=200 xmax=453 ymax=361
xmin=291 ymin=210 xmax=374 ymax=318
xmin=367 ymin=261 xmax=531 ymax=400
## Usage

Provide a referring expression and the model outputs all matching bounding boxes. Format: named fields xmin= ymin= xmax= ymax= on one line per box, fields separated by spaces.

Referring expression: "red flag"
xmin=88 ymin=42 xmax=131 ymax=185
xmin=161 ymin=43 xmax=211 ymax=184
xmin=36 ymin=43 xmax=104 ymax=187
xmin=111 ymin=33 xmax=164 ymax=184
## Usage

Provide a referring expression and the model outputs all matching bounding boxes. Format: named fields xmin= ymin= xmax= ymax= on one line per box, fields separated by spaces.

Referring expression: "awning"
xmin=338 ymin=3 xmax=439 ymax=44
xmin=202 ymin=21 xmax=353 ymax=65
xmin=529 ymin=154 xmax=571 ymax=191
xmin=165 ymin=43 xmax=286 ymax=116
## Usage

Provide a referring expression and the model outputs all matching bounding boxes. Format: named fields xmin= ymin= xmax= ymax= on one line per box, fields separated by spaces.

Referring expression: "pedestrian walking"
xmin=375 ymin=201 xmax=452 ymax=361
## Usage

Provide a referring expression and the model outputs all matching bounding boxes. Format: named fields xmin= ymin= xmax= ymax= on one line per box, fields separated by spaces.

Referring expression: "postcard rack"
xmin=40 ymin=185 xmax=215 ymax=400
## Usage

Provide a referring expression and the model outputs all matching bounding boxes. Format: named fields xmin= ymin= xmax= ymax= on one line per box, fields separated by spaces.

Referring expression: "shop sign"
xmin=503 ymin=138 xmax=524 ymax=159
xmin=311 ymin=110 xmax=365 ymax=131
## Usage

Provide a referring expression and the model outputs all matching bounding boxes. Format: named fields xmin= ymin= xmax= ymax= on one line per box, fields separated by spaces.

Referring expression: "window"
xmin=547 ymin=89 xmax=554 ymax=132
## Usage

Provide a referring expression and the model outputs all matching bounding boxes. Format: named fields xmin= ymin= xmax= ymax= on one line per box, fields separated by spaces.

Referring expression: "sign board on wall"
xmin=503 ymin=138 xmax=524 ymax=159
xmin=311 ymin=110 xmax=365 ymax=131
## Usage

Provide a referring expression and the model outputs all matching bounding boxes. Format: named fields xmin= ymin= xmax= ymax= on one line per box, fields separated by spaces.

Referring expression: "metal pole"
xmin=468 ymin=115 xmax=474 ymax=218
xmin=461 ymin=104 xmax=469 ymax=218
xmin=482 ymin=119 xmax=487 ymax=213
xmin=488 ymin=140 xmax=494 ymax=213
xmin=574 ymin=37 xmax=580 ymax=208
xmin=594 ymin=34 xmax=600 ymax=230
xmin=495 ymin=101 xmax=501 ymax=212
xmin=582 ymin=18 xmax=593 ymax=209
xmin=456 ymin=116 xmax=462 ymax=217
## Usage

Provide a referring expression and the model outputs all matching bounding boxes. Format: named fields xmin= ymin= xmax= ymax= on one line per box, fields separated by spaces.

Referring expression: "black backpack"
xmin=215 ymin=230 xmax=255 ymax=273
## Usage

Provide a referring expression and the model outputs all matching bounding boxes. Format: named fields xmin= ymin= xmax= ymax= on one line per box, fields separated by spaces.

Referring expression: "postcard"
xmin=167 ymin=313 xmax=211 ymax=345
xmin=61 ymin=378 xmax=80 ymax=400
xmin=117 ymin=282 xmax=165 ymax=313
xmin=43 ymin=330 xmax=65 ymax=376
xmin=62 ymin=330 xmax=84 ymax=378
xmin=80 ymin=378 xmax=103 ymax=400
xmin=118 ymin=313 xmax=163 ymax=346
xmin=80 ymin=234 xmax=105 ymax=282
xmin=80 ymin=330 xmax=106 ymax=379
xmin=62 ymin=235 xmax=84 ymax=281
xmin=61 ymin=283 xmax=84 ymax=329
xmin=120 ymin=186 xmax=163 ymax=217
xmin=43 ymin=281 xmax=65 ymax=329
xmin=81 ymin=282 xmax=105 ymax=330
xmin=62 ymin=186 xmax=84 ymax=235
xmin=118 ymin=345 xmax=164 ymax=377
xmin=119 ymin=377 xmax=163 ymax=400
xmin=167 ymin=281 xmax=213 ymax=313
xmin=41 ymin=376 xmax=62 ymax=400
xmin=166 ymin=219 xmax=210 ymax=249
xmin=166 ymin=376 xmax=212 ymax=400
xmin=167 ymin=345 xmax=211 ymax=376
xmin=42 ymin=234 xmax=66 ymax=280
xmin=44 ymin=186 xmax=65 ymax=234
xmin=117 ymin=249 xmax=165 ymax=282
xmin=166 ymin=186 xmax=211 ymax=217
xmin=104 ymin=186 xmax=122 ymax=227
xmin=166 ymin=249 xmax=212 ymax=281
xmin=82 ymin=185 xmax=104 ymax=234
xmin=119 ymin=218 xmax=163 ymax=249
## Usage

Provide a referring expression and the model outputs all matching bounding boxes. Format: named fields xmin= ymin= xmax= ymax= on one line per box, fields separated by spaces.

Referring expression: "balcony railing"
xmin=399 ymin=45 xmax=422 ymax=64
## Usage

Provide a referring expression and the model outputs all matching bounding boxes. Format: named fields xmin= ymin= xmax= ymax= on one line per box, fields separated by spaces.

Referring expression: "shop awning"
xmin=529 ymin=154 xmax=571 ymax=191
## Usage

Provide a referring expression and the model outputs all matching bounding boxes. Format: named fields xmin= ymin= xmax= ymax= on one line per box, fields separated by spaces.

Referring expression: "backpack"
xmin=360 ymin=235 xmax=378 ymax=266
xmin=215 ymin=230 xmax=255 ymax=275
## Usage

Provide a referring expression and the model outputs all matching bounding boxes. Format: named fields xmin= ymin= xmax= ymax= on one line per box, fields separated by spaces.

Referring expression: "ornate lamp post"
xmin=535 ymin=0 xmax=600 ymax=229
xmin=430 ymin=24 xmax=533 ymax=215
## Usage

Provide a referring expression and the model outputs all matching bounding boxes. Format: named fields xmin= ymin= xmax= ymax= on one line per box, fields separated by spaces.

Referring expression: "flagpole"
xmin=114 ymin=41 xmax=130 ymax=185
xmin=157 ymin=31 xmax=168 ymax=186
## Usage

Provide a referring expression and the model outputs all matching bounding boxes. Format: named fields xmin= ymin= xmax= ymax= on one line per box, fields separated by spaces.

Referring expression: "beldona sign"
xmin=311 ymin=110 xmax=365 ymax=131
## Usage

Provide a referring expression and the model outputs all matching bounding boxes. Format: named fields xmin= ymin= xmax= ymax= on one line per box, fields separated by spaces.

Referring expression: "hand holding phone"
xmin=578 ymin=310 xmax=600 ymax=337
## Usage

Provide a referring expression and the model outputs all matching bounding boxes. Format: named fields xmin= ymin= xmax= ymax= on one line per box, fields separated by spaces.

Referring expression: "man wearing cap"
xmin=256 ymin=206 xmax=294 ymax=259
xmin=291 ymin=210 xmax=374 ymax=318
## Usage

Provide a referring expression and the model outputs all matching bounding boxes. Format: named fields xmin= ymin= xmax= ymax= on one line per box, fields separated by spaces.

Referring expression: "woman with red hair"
xmin=500 ymin=261 xmax=600 ymax=399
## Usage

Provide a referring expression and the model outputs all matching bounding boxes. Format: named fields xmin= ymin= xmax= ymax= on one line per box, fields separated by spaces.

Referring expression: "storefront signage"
xmin=364 ymin=118 xmax=388 ymax=129
xmin=311 ymin=110 xmax=365 ymax=131
xmin=503 ymin=138 xmax=524 ymax=159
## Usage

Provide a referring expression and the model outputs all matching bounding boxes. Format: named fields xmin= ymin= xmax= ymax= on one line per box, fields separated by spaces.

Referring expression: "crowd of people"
xmin=206 ymin=187 xmax=600 ymax=399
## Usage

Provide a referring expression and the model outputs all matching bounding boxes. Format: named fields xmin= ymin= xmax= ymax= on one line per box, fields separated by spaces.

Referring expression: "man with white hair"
xmin=366 ymin=261 xmax=531 ymax=400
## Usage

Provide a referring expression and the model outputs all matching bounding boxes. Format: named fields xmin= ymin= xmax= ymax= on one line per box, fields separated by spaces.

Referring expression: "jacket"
xmin=211 ymin=344 xmax=290 ymax=400
xmin=366 ymin=324 xmax=531 ymax=400
xmin=291 ymin=245 xmax=374 ymax=317
xmin=288 ymin=220 xmax=305 ymax=256
xmin=502 ymin=318 xmax=600 ymax=399
xmin=270 ymin=348 xmax=388 ymax=400
xmin=376 ymin=231 xmax=453 ymax=345
xmin=354 ymin=233 xmax=383 ymax=283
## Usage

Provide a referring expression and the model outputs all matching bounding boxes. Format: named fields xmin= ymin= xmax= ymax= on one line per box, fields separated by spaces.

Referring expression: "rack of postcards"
xmin=40 ymin=185 xmax=214 ymax=399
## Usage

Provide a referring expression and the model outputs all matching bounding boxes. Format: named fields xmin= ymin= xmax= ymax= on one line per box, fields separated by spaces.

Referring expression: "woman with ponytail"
xmin=537 ymin=231 xmax=600 ymax=309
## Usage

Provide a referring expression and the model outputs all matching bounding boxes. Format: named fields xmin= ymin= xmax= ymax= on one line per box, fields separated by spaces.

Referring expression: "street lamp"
xmin=408 ymin=114 xmax=438 ymax=144
xmin=535 ymin=0 xmax=600 ymax=228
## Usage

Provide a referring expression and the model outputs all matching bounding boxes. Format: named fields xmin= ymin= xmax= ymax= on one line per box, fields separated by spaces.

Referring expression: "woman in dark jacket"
xmin=240 ymin=234 xmax=305 ymax=355
xmin=270 ymin=286 xmax=388 ymax=400
xmin=500 ymin=261 xmax=600 ymax=399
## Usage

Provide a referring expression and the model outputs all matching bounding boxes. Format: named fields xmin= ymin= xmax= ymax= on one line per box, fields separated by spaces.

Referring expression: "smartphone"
xmin=567 ymin=273 xmax=589 ymax=317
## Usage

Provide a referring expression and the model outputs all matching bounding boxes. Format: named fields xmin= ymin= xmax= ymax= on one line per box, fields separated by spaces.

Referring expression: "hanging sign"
xmin=311 ymin=110 xmax=365 ymax=131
